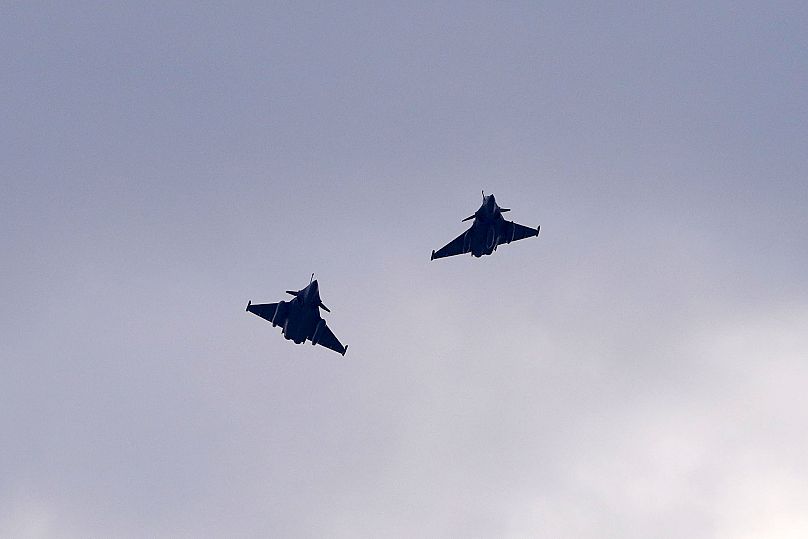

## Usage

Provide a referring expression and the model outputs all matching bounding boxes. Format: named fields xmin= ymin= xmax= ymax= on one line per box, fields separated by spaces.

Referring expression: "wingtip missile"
xmin=430 ymin=250 xmax=436 ymax=261
xmin=246 ymin=300 xmax=251 ymax=311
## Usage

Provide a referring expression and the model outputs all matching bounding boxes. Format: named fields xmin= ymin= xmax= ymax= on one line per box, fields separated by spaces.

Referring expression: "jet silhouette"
xmin=246 ymin=275 xmax=348 ymax=356
xmin=431 ymin=192 xmax=540 ymax=260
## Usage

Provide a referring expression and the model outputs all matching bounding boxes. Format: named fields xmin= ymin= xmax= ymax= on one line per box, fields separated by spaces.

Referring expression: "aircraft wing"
xmin=501 ymin=220 xmax=540 ymax=245
xmin=246 ymin=301 xmax=284 ymax=325
xmin=314 ymin=321 xmax=348 ymax=356
xmin=431 ymin=229 xmax=470 ymax=260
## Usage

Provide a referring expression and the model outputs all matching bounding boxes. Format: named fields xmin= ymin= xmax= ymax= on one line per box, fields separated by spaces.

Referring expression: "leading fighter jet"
xmin=431 ymin=192 xmax=540 ymax=260
xmin=246 ymin=275 xmax=348 ymax=356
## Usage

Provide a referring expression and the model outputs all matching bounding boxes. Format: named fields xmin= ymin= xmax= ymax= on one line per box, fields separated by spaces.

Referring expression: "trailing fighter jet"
xmin=431 ymin=191 xmax=540 ymax=260
xmin=246 ymin=275 xmax=348 ymax=356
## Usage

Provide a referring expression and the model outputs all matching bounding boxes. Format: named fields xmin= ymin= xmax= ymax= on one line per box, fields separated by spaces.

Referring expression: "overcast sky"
xmin=2 ymin=2 xmax=808 ymax=537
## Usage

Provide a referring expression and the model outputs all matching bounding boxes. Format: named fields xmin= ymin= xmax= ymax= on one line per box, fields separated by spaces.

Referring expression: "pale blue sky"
xmin=2 ymin=2 xmax=808 ymax=537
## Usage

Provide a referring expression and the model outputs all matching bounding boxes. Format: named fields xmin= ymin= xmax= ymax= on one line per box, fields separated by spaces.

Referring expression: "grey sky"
xmin=2 ymin=2 xmax=808 ymax=537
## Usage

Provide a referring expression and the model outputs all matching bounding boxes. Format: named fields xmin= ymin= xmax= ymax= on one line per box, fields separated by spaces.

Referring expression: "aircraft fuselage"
xmin=281 ymin=299 xmax=320 ymax=344
xmin=466 ymin=194 xmax=508 ymax=257
xmin=466 ymin=215 xmax=505 ymax=257
xmin=281 ymin=281 xmax=322 ymax=344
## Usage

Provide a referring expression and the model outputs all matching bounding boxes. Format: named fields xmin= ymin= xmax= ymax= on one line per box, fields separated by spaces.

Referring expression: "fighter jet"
xmin=246 ymin=275 xmax=348 ymax=356
xmin=431 ymin=191 xmax=540 ymax=260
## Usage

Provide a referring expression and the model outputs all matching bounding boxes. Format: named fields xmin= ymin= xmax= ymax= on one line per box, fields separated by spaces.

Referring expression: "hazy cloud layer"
xmin=2 ymin=2 xmax=807 ymax=537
